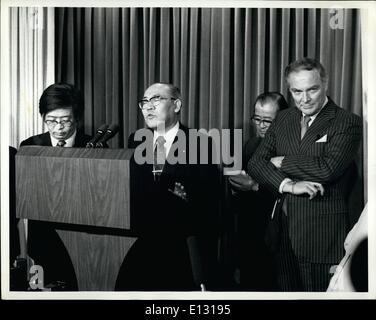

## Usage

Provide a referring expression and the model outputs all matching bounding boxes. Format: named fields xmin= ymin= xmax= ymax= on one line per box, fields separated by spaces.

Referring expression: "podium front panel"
xmin=16 ymin=146 xmax=133 ymax=230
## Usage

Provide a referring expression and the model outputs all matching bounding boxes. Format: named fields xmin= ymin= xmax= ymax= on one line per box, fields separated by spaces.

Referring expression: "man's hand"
xmin=168 ymin=182 xmax=188 ymax=202
xmin=270 ymin=156 xmax=285 ymax=168
xmin=283 ymin=180 xmax=324 ymax=200
xmin=229 ymin=171 xmax=258 ymax=192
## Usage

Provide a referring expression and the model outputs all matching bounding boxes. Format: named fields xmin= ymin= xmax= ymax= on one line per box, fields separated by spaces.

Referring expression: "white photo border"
xmin=1 ymin=0 xmax=375 ymax=300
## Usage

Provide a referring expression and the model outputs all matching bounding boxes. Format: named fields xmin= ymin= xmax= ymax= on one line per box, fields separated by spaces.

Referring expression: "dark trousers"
xmin=28 ymin=220 xmax=78 ymax=290
xmin=240 ymin=211 xmax=278 ymax=291
xmin=275 ymin=214 xmax=332 ymax=292
xmin=115 ymin=236 xmax=196 ymax=291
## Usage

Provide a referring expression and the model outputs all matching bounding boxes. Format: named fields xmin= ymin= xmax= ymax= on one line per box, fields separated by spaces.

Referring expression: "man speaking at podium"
xmin=115 ymin=83 xmax=221 ymax=291
xmin=19 ymin=83 xmax=92 ymax=290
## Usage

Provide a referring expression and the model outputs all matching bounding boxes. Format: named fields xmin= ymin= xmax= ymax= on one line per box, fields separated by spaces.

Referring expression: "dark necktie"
xmin=153 ymin=136 xmax=166 ymax=180
xmin=57 ymin=140 xmax=66 ymax=147
xmin=301 ymin=115 xmax=311 ymax=139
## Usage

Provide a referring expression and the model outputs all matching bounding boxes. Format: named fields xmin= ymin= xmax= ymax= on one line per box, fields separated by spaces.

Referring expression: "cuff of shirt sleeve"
xmin=279 ymin=178 xmax=292 ymax=193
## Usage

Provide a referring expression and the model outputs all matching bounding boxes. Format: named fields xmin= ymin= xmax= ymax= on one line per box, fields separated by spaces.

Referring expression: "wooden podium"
xmin=16 ymin=146 xmax=137 ymax=290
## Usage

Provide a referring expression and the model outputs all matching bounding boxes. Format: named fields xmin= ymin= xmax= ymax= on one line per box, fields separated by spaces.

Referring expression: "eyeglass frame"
xmin=251 ymin=116 xmax=274 ymax=127
xmin=138 ymin=95 xmax=177 ymax=110
xmin=44 ymin=118 xmax=74 ymax=128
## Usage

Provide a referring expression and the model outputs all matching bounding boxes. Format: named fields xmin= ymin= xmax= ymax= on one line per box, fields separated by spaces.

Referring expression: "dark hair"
xmin=284 ymin=57 xmax=328 ymax=83
xmin=39 ymin=83 xmax=84 ymax=121
xmin=253 ymin=92 xmax=289 ymax=112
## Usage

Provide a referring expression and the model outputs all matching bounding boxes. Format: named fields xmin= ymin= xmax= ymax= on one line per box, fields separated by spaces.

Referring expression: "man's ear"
xmin=174 ymin=99 xmax=182 ymax=113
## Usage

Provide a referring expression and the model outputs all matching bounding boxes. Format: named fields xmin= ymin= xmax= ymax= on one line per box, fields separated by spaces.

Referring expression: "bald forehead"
xmin=255 ymin=101 xmax=279 ymax=116
xmin=144 ymin=84 xmax=171 ymax=97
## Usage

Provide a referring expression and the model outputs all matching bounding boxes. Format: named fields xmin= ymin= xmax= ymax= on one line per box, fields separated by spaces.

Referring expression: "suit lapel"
xmin=73 ymin=130 xmax=88 ymax=147
xmin=40 ymin=132 xmax=53 ymax=146
xmin=300 ymin=100 xmax=336 ymax=152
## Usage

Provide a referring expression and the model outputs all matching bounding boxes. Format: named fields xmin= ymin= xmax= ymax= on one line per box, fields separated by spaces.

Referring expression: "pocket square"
xmin=315 ymin=134 xmax=327 ymax=143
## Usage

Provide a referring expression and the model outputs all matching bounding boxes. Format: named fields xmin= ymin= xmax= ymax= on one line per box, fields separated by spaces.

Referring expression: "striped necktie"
xmin=301 ymin=115 xmax=311 ymax=139
xmin=153 ymin=136 xmax=166 ymax=180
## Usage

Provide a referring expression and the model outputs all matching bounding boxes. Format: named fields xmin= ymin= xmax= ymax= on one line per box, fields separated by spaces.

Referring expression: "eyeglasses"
xmin=44 ymin=119 xmax=74 ymax=127
xmin=138 ymin=95 xmax=176 ymax=110
xmin=251 ymin=116 xmax=274 ymax=126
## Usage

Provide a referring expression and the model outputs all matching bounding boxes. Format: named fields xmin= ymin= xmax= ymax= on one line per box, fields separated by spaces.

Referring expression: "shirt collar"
xmin=153 ymin=122 xmax=180 ymax=155
xmin=302 ymin=96 xmax=328 ymax=125
xmin=50 ymin=130 xmax=77 ymax=147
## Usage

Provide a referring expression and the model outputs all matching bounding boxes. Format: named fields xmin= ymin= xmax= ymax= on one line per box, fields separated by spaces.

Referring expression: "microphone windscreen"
xmin=107 ymin=124 xmax=119 ymax=134
xmin=97 ymin=123 xmax=109 ymax=133
xmin=86 ymin=124 xmax=109 ymax=147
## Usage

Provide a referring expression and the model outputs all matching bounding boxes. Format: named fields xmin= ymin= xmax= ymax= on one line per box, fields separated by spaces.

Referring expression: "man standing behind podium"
xmin=116 ymin=83 xmax=220 ymax=291
xmin=20 ymin=83 xmax=91 ymax=147
xmin=19 ymin=83 xmax=91 ymax=290
xmin=228 ymin=92 xmax=287 ymax=291
xmin=248 ymin=58 xmax=362 ymax=291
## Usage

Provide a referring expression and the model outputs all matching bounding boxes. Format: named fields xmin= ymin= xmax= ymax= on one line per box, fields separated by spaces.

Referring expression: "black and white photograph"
xmin=1 ymin=0 xmax=375 ymax=302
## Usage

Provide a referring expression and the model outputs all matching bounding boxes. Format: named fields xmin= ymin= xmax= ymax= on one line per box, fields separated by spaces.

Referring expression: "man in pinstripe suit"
xmin=248 ymin=58 xmax=362 ymax=291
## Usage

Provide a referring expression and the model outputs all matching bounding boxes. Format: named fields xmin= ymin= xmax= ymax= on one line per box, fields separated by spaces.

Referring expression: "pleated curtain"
xmin=55 ymin=7 xmax=363 ymax=145
xmin=5 ymin=6 xmax=367 ymax=258
xmin=54 ymin=7 xmax=365 ymax=219
xmin=9 ymin=7 xmax=55 ymax=148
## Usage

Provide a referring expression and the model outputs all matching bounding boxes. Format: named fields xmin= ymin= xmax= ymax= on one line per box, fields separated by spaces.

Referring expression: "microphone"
xmin=86 ymin=124 xmax=109 ymax=148
xmin=95 ymin=124 xmax=119 ymax=148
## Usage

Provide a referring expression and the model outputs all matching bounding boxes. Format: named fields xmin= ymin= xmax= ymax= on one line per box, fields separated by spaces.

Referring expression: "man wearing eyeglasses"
xmin=18 ymin=83 xmax=92 ymax=290
xmin=228 ymin=92 xmax=288 ymax=290
xmin=115 ymin=82 xmax=220 ymax=291
xmin=20 ymin=83 xmax=91 ymax=148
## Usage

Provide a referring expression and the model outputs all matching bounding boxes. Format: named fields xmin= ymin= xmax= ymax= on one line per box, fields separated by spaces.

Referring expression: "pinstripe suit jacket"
xmin=248 ymin=98 xmax=362 ymax=264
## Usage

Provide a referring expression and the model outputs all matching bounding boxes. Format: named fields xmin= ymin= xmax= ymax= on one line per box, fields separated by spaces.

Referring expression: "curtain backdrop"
xmin=55 ymin=7 xmax=364 ymax=222
xmin=10 ymin=7 xmax=55 ymax=148
xmin=55 ymin=7 xmax=363 ymax=143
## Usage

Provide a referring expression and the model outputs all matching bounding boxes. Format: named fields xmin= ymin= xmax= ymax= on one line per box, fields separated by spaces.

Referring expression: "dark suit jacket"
xmin=248 ymin=98 xmax=362 ymax=264
xmin=237 ymin=137 xmax=276 ymax=222
xmin=20 ymin=130 xmax=92 ymax=147
xmin=117 ymin=123 xmax=221 ymax=290
xmin=231 ymin=136 xmax=278 ymax=290
xmin=128 ymin=123 xmax=220 ymax=236
xmin=9 ymin=146 xmax=19 ymax=263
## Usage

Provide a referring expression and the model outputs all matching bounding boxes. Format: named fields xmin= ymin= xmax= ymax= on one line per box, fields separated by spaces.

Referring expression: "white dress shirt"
xmin=301 ymin=96 xmax=328 ymax=128
xmin=50 ymin=130 xmax=77 ymax=147
xmin=153 ymin=122 xmax=180 ymax=157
